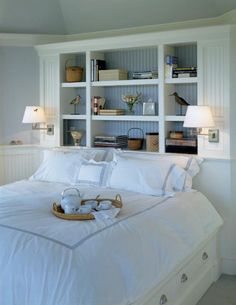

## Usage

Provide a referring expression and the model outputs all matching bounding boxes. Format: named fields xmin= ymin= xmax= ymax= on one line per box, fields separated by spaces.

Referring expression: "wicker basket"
xmin=146 ymin=132 xmax=159 ymax=152
xmin=127 ymin=128 xmax=144 ymax=150
xmin=65 ymin=59 xmax=83 ymax=82
xmin=169 ymin=131 xmax=184 ymax=139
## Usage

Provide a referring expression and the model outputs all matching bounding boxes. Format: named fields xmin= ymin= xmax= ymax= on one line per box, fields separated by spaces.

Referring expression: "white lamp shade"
xmin=183 ymin=106 xmax=215 ymax=128
xmin=22 ymin=106 xmax=46 ymax=123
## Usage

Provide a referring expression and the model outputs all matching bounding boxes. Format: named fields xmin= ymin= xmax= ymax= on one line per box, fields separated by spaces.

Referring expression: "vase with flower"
xmin=121 ymin=92 xmax=142 ymax=115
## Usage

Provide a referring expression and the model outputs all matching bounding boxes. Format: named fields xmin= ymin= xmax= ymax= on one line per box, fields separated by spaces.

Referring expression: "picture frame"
xmin=143 ymin=102 xmax=155 ymax=115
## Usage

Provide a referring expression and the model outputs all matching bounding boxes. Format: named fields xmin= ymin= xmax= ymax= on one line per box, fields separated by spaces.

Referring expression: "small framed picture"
xmin=143 ymin=102 xmax=155 ymax=115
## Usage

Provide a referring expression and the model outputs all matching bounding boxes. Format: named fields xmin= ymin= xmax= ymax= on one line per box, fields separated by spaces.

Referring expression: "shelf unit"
xmin=46 ymin=44 xmax=197 ymax=152
xmin=37 ymin=25 xmax=231 ymax=158
xmin=57 ymin=45 xmax=163 ymax=149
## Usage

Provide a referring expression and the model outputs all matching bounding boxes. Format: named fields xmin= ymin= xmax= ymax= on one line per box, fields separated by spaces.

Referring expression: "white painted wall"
xmin=0 ymin=46 xmax=40 ymax=145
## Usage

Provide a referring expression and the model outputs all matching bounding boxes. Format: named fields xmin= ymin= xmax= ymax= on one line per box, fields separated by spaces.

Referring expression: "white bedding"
xmin=0 ymin=180 xmax=223 ymax=305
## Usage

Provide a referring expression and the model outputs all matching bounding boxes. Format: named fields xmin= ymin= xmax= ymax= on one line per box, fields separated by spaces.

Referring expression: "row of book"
xmin=94 ymin=135 xmax=128 ymax=148
xmin=91 ymin=56 xmax=197 ymax=81
xmin=91 ymin=59 xmax=159 ymax=81
xmin=91 ymin=59 xmax=106 ymax=81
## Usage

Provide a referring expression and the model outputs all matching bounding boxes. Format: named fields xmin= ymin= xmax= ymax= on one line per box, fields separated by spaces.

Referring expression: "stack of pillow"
xmin=30 ymin=148 xmax=202 ymax=196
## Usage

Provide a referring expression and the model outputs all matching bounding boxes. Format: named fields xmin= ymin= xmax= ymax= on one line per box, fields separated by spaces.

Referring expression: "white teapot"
xmin=60 ymin=187 xmax=82 ymax=214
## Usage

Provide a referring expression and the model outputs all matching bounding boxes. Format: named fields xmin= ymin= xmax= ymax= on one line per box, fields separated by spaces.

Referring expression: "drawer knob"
xmin=181 ymin=273 xmax=188 ymax=283
xmin=160 ymin=294 xmax=168 ymax=304
xmin=202 ymin=252 xmax=209 ymax=261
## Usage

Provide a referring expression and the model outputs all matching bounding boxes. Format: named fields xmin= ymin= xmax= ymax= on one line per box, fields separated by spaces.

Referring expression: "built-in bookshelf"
xmin=58 ymin=44 xmax=197 ymax=152
xmin=36 ymin=25 xmax=230 ymax=158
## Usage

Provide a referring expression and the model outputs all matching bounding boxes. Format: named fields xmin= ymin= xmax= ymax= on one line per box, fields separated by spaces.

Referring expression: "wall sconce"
xmin=183 ymin=105 xmax=219 ymax=143
xmin=22 ymin=106 xmax=54 ymax=135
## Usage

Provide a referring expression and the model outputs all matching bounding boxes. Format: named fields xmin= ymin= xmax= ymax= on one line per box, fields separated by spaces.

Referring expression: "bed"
xmin=0 ymin=148 xmax=223 ymax=305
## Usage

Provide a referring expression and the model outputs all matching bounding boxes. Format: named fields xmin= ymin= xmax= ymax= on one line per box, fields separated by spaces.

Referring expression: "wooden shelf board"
xmin=61 ymin=82 xmax=86 ymax=88
xmin=92 ymin=115 xmax=159 ymax=121
xmin=62 ymin=114 xmax=87 ymax=120
xmin=165 ymin=77 xmax=198 ymax=84
xmin=92 ymin=79 xmax=159 ymax=87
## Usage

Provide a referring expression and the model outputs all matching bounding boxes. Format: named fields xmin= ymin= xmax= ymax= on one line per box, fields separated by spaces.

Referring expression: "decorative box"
xmin=99 ymin=69 xmax=128 ymax=81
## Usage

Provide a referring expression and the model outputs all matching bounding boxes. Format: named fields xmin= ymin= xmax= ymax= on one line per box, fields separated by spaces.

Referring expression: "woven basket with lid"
xmin=65 ymin=59 xmax=83 ymax=82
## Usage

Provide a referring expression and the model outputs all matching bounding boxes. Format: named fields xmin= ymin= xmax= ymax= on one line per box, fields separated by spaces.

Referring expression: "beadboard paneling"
xmin=40 ymin=55 xmax=60 ymax=146
xmin=0 ymin=146 xmax=42 ymax=185
xmin=198 ymin=39 xmax=230 ymax=158
xmin=175 ymin=45 xmax=197 ymax=67
xmin=104 ymin=85 xmax=159 ymax=116
xmin=104 ymin=47 xmax=158 ymax=78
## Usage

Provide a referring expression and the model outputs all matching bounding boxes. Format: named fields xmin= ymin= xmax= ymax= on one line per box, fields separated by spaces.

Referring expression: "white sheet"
xmin=0 ymin=180 xmax=223 ymax=305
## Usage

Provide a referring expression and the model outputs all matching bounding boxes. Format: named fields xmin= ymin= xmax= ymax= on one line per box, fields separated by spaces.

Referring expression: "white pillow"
xmin=52 ymin=147 xmax=109 ymax=162
xmin=111 ymin=150 xmax=202 ymax=178
xmin=108 ymin=155 xmax=189 ymax=196
xmin=29 ymin=150 xmax=86 ymax=184
xmin=76 ymin=160 xmax=114 ymax=187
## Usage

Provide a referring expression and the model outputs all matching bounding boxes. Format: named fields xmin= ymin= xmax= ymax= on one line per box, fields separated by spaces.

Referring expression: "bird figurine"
xmin=70 ymin=95 xmax=81 ymax=114
xmin=169 ymin=92 xmax=189 ymax=115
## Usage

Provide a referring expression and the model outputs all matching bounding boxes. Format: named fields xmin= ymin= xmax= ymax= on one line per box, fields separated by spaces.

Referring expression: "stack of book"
xmin=165 ymin=138 xmax=197 ymax=154
xmin=91 ymin=59 xmax=106 ymax=81
xmin=172 ymin=67 xmax=197 ymax=78
xmin=132 ymin=70 xmax=158 ymax=79
xmin=166 ymin=55 xmax=178 ymax=66
xmin=99 ymin=109 xmax=125 ymax=115
xmin=165 ymin=55 xmax=178 ymax=78
xmin=94 ymin=135 xmax=128 ymax=148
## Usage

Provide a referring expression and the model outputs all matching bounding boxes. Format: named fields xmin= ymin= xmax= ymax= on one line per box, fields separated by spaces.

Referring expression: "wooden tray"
xmin=52 ymin=194 xmax=122 ymax=220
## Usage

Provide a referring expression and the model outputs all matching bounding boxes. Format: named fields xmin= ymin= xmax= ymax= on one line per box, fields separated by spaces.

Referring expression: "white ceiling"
xmin=0 ymin=0 xmax=236 ymax=35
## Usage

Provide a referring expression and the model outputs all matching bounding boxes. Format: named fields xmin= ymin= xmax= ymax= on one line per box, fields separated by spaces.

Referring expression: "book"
xmin=173 ymin=67 xmax=197 ymax=71
xmin=166 ymin=55 xmax=178 ymax=65
xmin=165 ymin=55 xmax=178 ymax=78
xmin=166 ymin=138 xmax=197 ymax=147
xmin=94 ymin=135 xmax=128 ymax=148
xmin=172 ymin=67 xmax=197 ymax=78
xmin=132 ymin=71 xmax=158 ymax=79
xmin=172 ymin=72 xmax=197 ymax=78
xmin=91 ymin=59 xmax=106 ymax=81
xmin=99 ymin=109 xmax=125 ymax=115
xmin=91 ymin=59 xmax=94 ymax=82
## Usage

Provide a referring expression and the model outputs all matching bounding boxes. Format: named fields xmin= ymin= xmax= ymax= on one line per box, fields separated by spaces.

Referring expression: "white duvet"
xmin=0 ymin=180 xmax=223 ymax=305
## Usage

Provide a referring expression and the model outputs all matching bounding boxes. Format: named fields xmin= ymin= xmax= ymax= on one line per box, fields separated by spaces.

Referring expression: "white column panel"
xmin=198 ymin=39 xmax=230 ymax=158
xmin=39 ymin=55 xmax=60 ymax=146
